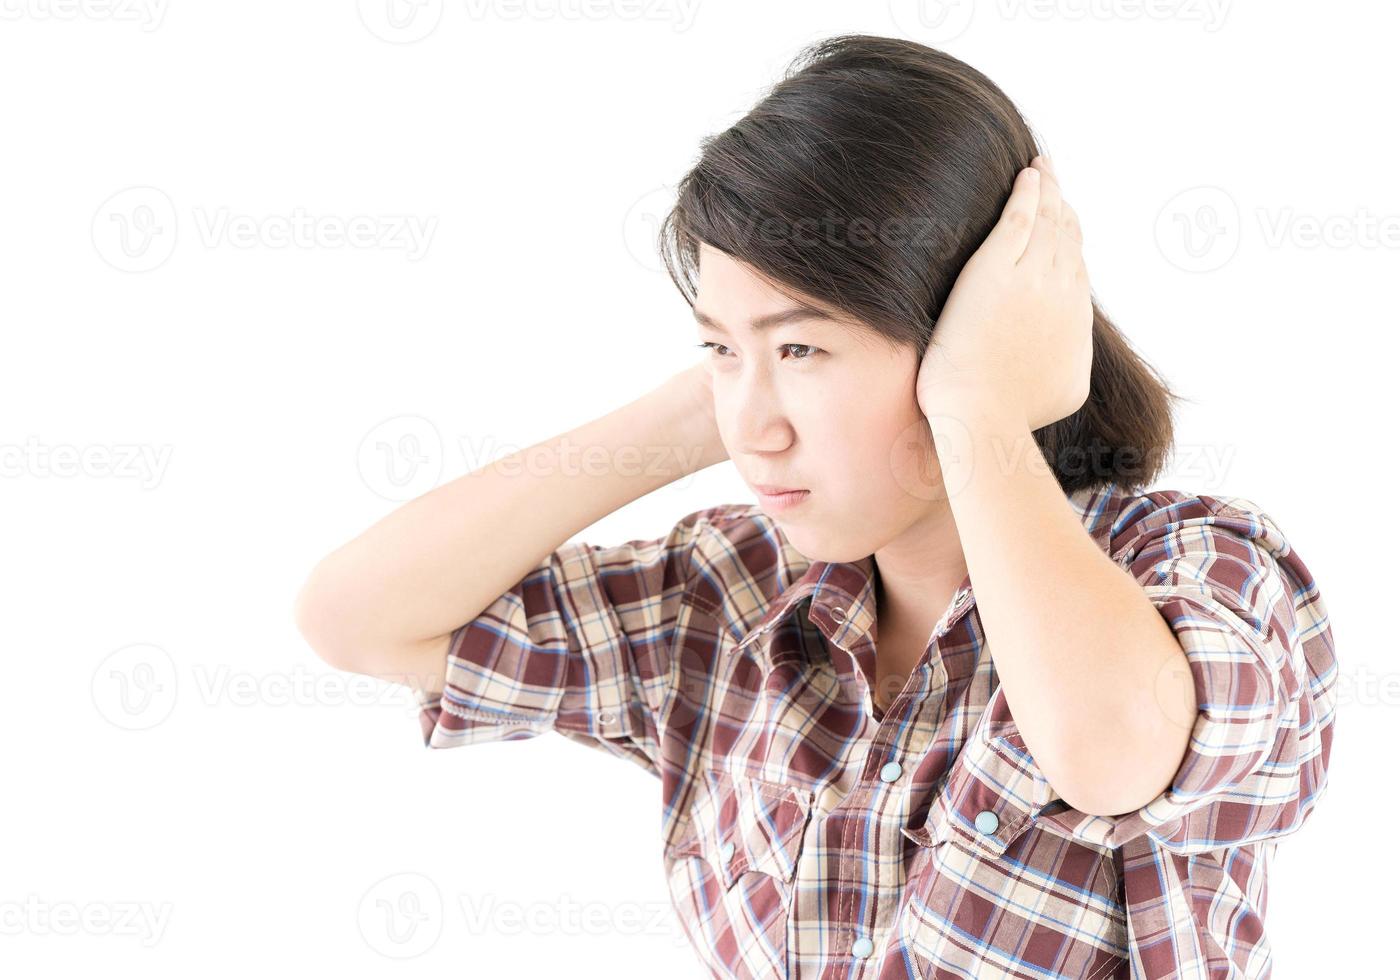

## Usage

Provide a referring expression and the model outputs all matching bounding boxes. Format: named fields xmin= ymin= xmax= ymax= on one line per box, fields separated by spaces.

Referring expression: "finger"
xmin=1044 ymin=157 xmax=1085 ymax=269
xmin=1055 ymin=198 xmax=1086 ymax=278
xmin=1043 ymin=153 xmax=1065 ymax=198
xmin=1059 ymin=197 xmax=1083 ymax=247
xmin=981 ymin=166 xmax=1041 ymax=263
xmin=1020 ymin=155 xmax=1061 ymax=269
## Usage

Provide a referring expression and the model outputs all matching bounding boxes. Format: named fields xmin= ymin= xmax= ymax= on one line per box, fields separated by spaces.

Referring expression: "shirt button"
xmin=879 ymin=761 xmax=903 ymax=783
xmin=974 ymin=810 xmax=1000 ymax=835
xmin=852 ymin=936 xmax=874 ymax=958
xmin=955 ymin=587 xmax=970 ymax=604
xmin=831 ymin=606 xmax=846 ymax=623
xmin=597 ymin=713 xmax=613 ymax=725
xmin=719 ymin=840 xmax=735 ymax=863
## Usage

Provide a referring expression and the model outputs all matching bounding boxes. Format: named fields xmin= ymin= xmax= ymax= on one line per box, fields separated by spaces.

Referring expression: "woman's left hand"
xmin=915 ymin=154 xmax=1094 ymax=432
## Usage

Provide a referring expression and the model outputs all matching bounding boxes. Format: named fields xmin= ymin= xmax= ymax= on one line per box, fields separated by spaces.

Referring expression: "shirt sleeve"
xmin=413 ymin=506 xmax=724 ymax=778
xmin=1033 ymin=494 xmax=1339 ymax=855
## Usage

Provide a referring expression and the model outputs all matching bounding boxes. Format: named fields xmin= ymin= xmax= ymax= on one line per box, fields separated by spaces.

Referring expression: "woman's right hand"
xmin=658 ymin=361 xmax=728 ymax=474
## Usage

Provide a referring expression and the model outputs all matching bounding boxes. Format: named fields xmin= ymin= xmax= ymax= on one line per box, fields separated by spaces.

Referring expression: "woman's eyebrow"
xmin=693 ymin=305 xmax=838 ymax=335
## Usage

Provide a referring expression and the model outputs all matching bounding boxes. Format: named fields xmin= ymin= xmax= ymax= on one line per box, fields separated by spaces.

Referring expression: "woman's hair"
xmin=659 ymin=33 xmax=1183 ymax=494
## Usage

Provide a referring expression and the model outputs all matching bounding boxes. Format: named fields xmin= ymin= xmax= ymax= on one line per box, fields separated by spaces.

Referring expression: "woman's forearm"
xmin=926 ymin=394 xmax=1196 ymax=816
xmin=294 ymin=364 xmax=723 ymax=678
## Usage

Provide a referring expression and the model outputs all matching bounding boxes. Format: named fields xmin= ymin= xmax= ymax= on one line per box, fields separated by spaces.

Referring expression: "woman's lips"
xmin=756 ymin=488 xmax=811 ymax=512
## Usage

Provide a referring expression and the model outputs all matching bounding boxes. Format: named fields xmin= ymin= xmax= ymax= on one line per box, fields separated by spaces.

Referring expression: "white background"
xmin=2 ymin=1 xmax=1388 ymax=976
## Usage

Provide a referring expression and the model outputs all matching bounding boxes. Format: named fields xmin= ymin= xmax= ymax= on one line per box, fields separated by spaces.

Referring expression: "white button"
xmin=831 ymin=606 xmax=846 ymax=623
xmin=974 ymin=810 xmax=1000 ymax=835
xmin=598 ymin=713 xmax=613 ymax=725
xmin=879 ymin=761 xmax=903 ymax=783
xmin=852 ymin=936 xmax=874 ymax=958
xmin=955 ymin=587 xmax=970 ymax=603
xmin=719 ymin=840 xmax=735 ymax=862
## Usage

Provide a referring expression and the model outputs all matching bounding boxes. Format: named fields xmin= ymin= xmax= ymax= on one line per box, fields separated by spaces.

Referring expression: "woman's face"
xmin=694 ymin=243 xmax=949 ymax=561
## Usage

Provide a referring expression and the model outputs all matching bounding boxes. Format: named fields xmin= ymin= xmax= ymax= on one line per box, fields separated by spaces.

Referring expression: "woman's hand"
xmin=915 ymin=154 xmax=1093 ymax=432
xmin=659 ymin=361 xmax=728 ymax=473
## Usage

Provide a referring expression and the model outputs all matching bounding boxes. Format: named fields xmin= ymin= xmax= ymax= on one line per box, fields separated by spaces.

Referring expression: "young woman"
xmin=296 ymin=35 xmax=1336 ymax=980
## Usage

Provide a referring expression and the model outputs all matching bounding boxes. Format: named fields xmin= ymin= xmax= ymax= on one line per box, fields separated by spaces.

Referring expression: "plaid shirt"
xmin=415 ymin=481 xmax=1337 ymax=979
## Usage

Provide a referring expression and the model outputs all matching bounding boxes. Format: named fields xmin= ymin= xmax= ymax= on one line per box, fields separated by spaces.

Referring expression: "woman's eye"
xmin=695 ymin=342 xmax=821 ymax=361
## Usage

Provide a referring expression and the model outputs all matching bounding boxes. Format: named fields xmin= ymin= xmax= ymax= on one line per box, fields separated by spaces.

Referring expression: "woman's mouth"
xmin=754 ymin=487 xmax=811 ymax=512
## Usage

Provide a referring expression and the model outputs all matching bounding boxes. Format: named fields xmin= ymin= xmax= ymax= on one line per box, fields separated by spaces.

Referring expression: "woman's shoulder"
xmin=676 ymin=501 xmax=770 ymax=532
xmin=671 ymin=501 xmax=791 ymax=567
xmin=1072 ymin=481 xmax=1279 ymax=539
xmin=667 ymin=502 xmax=809 ymax=621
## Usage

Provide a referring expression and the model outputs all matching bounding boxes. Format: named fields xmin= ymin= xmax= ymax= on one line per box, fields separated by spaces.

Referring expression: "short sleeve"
xmin=414 ymin=507 xmax=722 ymax=778
xmin=1034 ymin=494 xmax=1338 ymax=855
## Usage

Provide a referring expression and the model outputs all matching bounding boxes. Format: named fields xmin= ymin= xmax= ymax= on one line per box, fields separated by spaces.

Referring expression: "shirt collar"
xmin=733 ymin=482 xmax=1123 ymax=667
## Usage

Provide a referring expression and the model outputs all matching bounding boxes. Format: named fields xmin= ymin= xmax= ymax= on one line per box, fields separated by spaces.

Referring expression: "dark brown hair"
xmin=659 ymin=33 xmax=1183 ymax=494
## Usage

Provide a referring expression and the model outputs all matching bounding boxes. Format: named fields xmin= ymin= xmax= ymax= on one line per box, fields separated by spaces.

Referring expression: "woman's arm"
xmin=293 ymin=363 xmax=725 ymax=695
xmin=917 ymin=157 xmax=1194 ymax=816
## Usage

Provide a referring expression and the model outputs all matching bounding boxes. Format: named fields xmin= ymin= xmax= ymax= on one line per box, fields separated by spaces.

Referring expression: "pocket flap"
xmin=900 ymin=733 xmax=1050 ymax=859
xmin=668 ymin=769 xmax=814 ymax=891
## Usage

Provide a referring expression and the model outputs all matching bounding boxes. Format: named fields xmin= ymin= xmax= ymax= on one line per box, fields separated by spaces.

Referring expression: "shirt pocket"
xmin=667 ymin=768 xmax=814 ymax=892
xmin=898 ymin=761 xmax=1125 ymax=978
xmin=663 ymin=770 xmax=815 ymax=978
